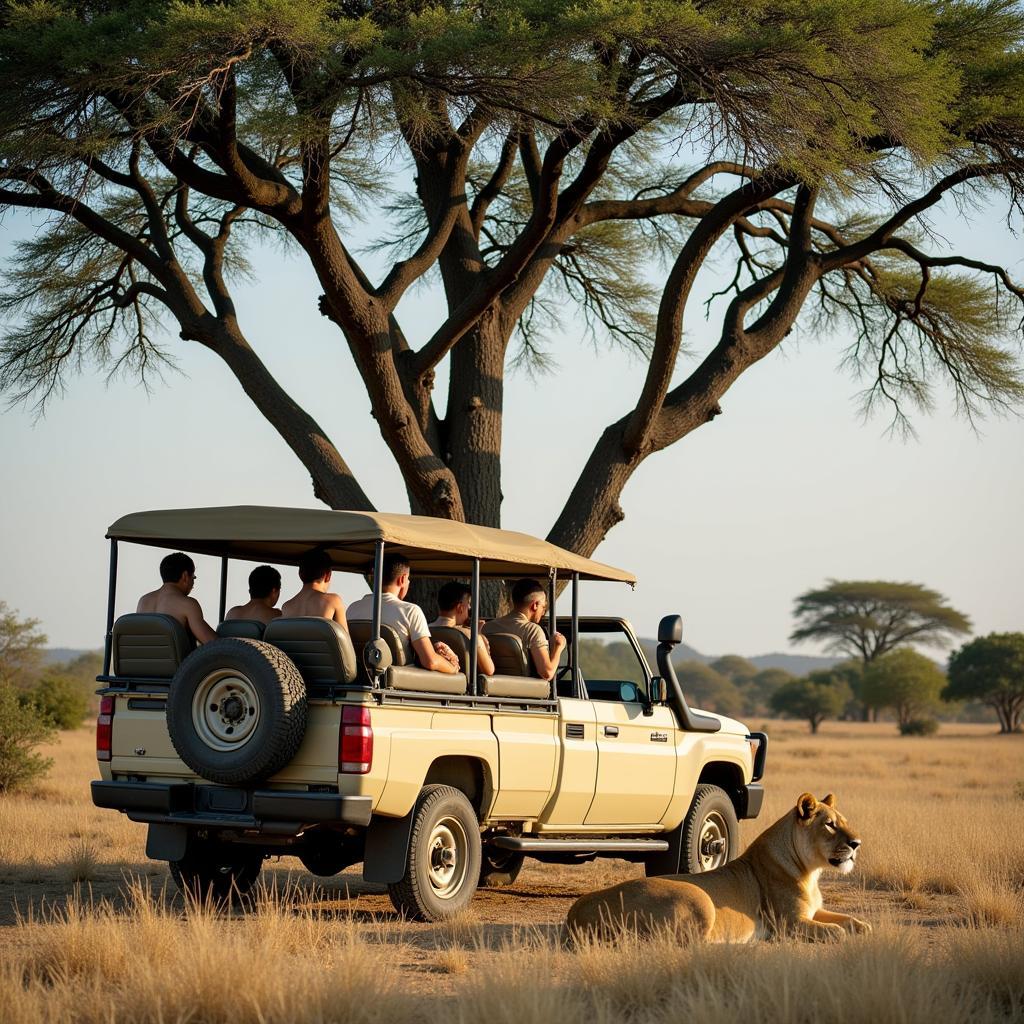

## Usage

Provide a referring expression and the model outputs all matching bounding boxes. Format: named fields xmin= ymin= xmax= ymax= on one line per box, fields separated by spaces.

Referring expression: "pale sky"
xmin=1 ymin=177 xmax=1022 ymax=658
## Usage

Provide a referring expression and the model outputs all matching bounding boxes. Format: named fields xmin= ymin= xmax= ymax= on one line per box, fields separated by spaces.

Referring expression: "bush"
xmin=0 ymin=683 xmax=56 ymax=792
xmin=21 ymin=673 xmax=90 ymax=729
xmin=899 ymin=717 xmax=939 ymax=736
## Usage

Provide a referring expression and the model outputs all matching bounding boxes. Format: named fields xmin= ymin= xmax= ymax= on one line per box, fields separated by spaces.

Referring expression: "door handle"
xmin=603 ymin=725 xmax=619 ymax=737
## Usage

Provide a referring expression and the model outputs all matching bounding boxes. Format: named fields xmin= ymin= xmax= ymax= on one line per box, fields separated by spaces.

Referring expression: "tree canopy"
xmin=861 ymin=647 xmax=945 ymax=729
xmin=2 ymin=1 xmax=1024 ymax=569
xmin=0 ymin=600 xmax=46 ymax=688
xmin=770 ymin=670 xmax=851 ymax=733
xmin=790 ymin=580 xmax=971 ymax=665
xmin=945 ymin=632 xmax=1024 ymax=733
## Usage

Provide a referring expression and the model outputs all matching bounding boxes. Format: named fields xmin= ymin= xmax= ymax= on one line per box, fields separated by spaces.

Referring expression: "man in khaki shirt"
xmin=482 ymin=578 xmax=565 ymax=680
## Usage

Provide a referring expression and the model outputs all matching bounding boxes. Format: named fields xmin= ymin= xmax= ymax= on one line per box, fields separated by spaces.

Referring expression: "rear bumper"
xmin=91 ymin=780 xmax=372 ymax=833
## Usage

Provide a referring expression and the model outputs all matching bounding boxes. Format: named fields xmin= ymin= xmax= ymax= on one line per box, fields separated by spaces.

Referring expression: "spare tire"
xmin=167 ymin=638 xmax=307 ymax=785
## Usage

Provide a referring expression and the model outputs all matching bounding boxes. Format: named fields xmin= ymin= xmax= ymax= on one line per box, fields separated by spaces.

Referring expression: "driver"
xmin=482 ymin=578 xmax=565 ymax=680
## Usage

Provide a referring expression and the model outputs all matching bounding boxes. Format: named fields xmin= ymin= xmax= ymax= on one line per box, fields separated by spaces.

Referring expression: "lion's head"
xmin=793 ymin=792 xmax=861 ymax=875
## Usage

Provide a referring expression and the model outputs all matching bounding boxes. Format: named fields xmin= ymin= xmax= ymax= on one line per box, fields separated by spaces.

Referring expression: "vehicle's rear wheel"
xmin=169 ymin=837 xmax=264 ymax=903
xmin=679 ymin=784 xmax=739 ymax=873
xmin=166 ymin=639 xmax=307 ymax=785
xmin=387 ymin=785 xmax=481 ymax=921
xmin=479 ymin=846 xmax=525 ymax=888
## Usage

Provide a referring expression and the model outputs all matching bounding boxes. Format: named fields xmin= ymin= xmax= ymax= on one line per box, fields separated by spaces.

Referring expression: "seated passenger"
xmin=281 ymin=549 xmax=347 ymax=626
xmin=347 ymin=554 xmax=459 ymax=674
xmin=482 ymin=578 xmax=565 ymax=681
xmin=225 ymin=565 xmax=282 ymax=625
xmin=137 ymin=551 xmax=217 ymax=644
xmin=430 ymin=581 xmax=495 ymax=676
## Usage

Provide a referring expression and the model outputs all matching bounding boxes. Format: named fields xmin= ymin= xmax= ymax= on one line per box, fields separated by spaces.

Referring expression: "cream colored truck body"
xmin=98 ymin=664 xmax=756 ymax=834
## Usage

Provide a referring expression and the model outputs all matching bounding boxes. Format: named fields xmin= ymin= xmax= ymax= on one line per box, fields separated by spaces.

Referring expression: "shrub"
xmin=21 ymin=673 xmax=90 ymax=729
xmin=899 ymin=717 xmax=939 ymax=736
xmin=0 ymin=683 xmax=55 ymax=792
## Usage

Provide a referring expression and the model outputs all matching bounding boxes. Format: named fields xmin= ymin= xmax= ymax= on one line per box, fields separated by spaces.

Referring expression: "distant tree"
xmin=0 ymin=683 xmax=55 ymax=792
xmin=790 ymin=581 xmax=970 ymax=718
xmin=21 ymin=673 xmax=90 ymax=730
xmin=743 ymin=667 xmax=794 ymax=717
xmin=0 ymin=601 xmax=47 ymax=689
xmin=861 ymin=648 xmax=945 ymax=730
xmin=770 ymin=672 xmax=852 ymax=734
xmin=710 ymin=656 xmax=759 ymax=684
xmin=944 ymin=633 xmax=1024 ymax=734
xmin=675 ymin=661 xmax=743 ymax=718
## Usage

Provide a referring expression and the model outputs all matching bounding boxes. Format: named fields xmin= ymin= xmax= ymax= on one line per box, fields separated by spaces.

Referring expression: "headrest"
xmin=217 ymin=619 xmax=266 ymax=640
xmin=263 ymin=616 xmax=357 ymax=687
xmin=112 ymin=613 xmax=194 ymax=678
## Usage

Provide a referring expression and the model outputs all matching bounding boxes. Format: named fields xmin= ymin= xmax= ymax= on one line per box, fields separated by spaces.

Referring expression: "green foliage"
xmin=675 ymin=660 xmax=744 ymax=718
xmin=20 ymin=673 xmax=90 ymax=729
xmin=0 ymin=600 xmax=47 ymax=688
xmin=861 ymin=648 xmax=946 ymax=729
xmin=899 ymin=716 xmax=939 ymax=736
xmin=770 ymin=672 xmax=851 ymax=733
xmin=945 ymin=632 xmax=1024 ymax=733
xmin=0 ymin=683 xmax=55 ymax=793
xmin=790 ymin=580 xmax=972 ymax=668
xmin=709 ymin=655 xmax=759 ymax=683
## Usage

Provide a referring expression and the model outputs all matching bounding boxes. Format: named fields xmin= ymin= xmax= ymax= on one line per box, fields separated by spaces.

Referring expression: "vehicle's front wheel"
xmin=169 ymin=837 xmax=264 ymax=903
xmin=679 ymin=783 xmax=739 ymax=873
xmin=479 ymin=846 xmax=525 ymax=888
xmin=387 ymin=785 xmax=481 ymax=921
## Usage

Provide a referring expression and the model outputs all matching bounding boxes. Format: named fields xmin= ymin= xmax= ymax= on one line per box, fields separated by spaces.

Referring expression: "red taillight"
xmin=340 ymin=705 xmax=372 ymax=774
xmin=96 ymin=695 xmax=114 ymax=762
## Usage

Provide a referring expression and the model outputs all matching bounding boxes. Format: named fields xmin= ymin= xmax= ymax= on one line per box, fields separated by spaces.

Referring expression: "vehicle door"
xmin=577 ymin=624 xmax=678 ymax=826
xmin=536 ymin=697 xmax=598 ymax=825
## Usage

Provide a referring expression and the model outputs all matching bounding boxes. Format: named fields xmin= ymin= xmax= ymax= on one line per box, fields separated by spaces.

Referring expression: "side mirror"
xmin=619 ymin=681 xmax=642 ymax=704
xmin=650 ymin=677 xmax=668 ymax=703
xmin=658 ymin=614 xmax=683 ymax=646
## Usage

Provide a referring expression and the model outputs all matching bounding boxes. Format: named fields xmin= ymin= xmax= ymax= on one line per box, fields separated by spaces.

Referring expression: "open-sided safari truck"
xmin=92 ymin=506 xmax=767 ymax=920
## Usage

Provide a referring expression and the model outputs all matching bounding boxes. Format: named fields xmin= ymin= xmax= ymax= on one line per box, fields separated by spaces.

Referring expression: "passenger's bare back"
xmin=280 ymin=588 xmax=347 ymax=626
xmin=138 ymin=585 xmax=216 ymax=643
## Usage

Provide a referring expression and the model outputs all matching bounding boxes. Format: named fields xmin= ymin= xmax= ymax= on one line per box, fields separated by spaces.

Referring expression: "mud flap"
xmin=362 ymin=812 xmax=414 ymax=884
xmin=146 ymin=823 xmax=188 ymax=861
xmin=643 ymin=822 xmax=684 ymax=876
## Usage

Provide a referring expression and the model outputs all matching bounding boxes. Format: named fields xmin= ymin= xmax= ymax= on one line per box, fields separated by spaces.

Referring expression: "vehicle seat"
xmin=263 ymin=617 xmax=357 ymax=688
xmin=430 ymin=626 xmax=471 ymax=675
xmin=348 ymin=619 xmax=467 ymax=695
xmin=112 ymin=613 xmax=194 ymax=678
xmin=486 ymin=633 xmax=529 ymax=676
xmin=216 ymin=619 xmax=265 ymax=640
xmin=480 ymin=675 xmax=550 ymax=700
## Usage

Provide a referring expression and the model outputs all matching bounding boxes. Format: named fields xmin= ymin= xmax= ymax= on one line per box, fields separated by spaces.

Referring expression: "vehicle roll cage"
xmin=101 ymin=536 xmax=584 ymax=701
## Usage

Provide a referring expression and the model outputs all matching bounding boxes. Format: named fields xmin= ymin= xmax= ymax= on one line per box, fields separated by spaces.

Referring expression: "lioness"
xmin=566 ymin=792 xmax=870 ymax=942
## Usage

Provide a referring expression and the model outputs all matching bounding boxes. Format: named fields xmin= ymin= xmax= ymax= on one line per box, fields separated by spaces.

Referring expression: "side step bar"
xmin=491 ymin=837 xmax=669 ymax=853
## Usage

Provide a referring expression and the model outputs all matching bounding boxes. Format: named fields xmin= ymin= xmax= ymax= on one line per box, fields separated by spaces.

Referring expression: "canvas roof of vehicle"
xmin=106 ymin=506 xmax=636 ymax=583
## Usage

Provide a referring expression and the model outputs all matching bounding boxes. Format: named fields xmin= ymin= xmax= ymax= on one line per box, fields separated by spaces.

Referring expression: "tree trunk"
xmin=810 ymin=718 xmax=820 ymax=734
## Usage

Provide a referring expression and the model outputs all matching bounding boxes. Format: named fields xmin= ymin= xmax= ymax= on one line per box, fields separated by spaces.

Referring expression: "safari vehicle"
xmin=91 ymin=506 xmax=767 ymax=921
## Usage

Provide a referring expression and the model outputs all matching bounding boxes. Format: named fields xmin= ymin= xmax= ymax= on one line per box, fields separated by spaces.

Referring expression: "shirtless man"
xmin=225 ymin=565 xmax=282 ymax=625
xmin=280 ymin=549 xmax=348 ymax=627
xmin=482 ymin=578 xmax=565 ymax=680
xmin=137 ymin=552 xmax=217 ymax=644
xmin=430 ymin=581 xmax=495 ymax=675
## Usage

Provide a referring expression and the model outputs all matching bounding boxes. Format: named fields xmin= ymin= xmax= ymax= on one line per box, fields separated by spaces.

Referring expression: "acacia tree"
xmin=2 ymin=2 xmax=1024 ymax=583
xmin=945 ymin=632 xmax=1024 ymax=733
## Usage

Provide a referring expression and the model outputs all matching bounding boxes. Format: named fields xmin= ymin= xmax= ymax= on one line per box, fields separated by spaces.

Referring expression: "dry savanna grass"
xmin=0 ymin=721 xmax=1021 ymax=1022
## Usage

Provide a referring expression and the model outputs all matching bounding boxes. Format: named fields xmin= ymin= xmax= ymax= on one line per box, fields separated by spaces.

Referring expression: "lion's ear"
xmin=797 ymin=792 xmax=817 ymax=819
xmin=821 ymin=793 xmax=836 ymax=808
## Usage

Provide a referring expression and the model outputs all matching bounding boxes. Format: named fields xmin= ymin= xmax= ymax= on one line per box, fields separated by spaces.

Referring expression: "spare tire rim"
xmin=191 ymin=669 xmax=261 ymax=751
xmin=427 ymin=816 xmax=468 ymax=899
xmin=697 ymin=811 xmax=729 ymax=871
